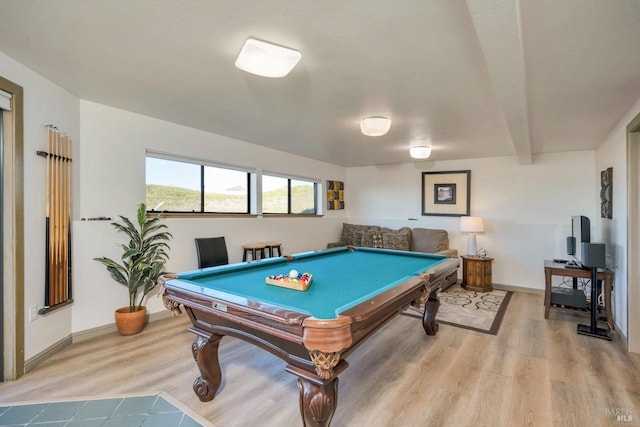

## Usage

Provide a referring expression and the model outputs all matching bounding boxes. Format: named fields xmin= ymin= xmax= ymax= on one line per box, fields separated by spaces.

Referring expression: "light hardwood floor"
xmin=1 ymin=291 xmax=639 ymax=426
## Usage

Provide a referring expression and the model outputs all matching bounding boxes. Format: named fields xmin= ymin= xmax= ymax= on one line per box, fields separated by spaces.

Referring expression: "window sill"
xmin=149 ymin=212 xmax=258 ymax=219
xmin=261 ymin=214 xmax=324 ymax=218
xmin=147 ymin=212 xmax=324 ymax=219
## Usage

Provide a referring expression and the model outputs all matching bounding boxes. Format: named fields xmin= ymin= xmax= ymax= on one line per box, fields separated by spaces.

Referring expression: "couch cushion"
xmin=380 ymin=227 xmax=411 ymax=251
xmin=411 ymin=228 xmax=449 ymax=253
xmin=340 ymin=223 xmax=381 ymax=246
xmin=371 ymin=231 xmax=383 ymax=249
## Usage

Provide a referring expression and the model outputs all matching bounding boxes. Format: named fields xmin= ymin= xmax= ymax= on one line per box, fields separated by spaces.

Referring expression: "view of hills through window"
xmin=146 ymin=157 xmax=315 ymax=214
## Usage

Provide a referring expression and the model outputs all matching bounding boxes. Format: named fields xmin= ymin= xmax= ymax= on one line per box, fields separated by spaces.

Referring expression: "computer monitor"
xmin=568 ymin=215 xmax=590 ymax=264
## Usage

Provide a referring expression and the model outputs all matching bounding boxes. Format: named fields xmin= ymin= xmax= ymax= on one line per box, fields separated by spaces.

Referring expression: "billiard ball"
xmin=289 ymin=269 xmax=299 ymax=279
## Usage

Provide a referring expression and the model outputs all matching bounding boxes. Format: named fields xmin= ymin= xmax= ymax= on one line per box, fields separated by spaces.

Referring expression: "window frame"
xmin=261 ymin=172 xmax=319 ymax=215
xmin=145 ymin=152 xmax=253 ymax=215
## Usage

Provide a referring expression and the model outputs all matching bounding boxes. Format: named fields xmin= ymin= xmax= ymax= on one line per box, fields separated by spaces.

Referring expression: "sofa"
xmin=328 ymin=223 xmax=459 ymax=289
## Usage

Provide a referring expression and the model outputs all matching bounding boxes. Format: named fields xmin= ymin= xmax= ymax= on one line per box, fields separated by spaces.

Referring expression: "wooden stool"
xmin=242 ymin=243 xmax=267 ymax=262
xmin=262 ymin=242 xmax=282 ymax=258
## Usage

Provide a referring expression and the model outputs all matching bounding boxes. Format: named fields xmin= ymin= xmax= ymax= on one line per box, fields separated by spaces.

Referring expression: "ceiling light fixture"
xmin=409 ymin=145 xmax=432 ymax=159
xmin=235 ymin=38 xmax=301 ymax=78
xmin=360 ymin=117 xmax=391 ymax=136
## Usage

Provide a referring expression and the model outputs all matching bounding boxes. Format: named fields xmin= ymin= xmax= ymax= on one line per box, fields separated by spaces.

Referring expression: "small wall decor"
xmin=600 ymin=167 xmax=612 ymax=219
xmin=422 ymin=170 xmax=471 ymax=216
xmin=327 ymin=180 xmax=344 ymax=210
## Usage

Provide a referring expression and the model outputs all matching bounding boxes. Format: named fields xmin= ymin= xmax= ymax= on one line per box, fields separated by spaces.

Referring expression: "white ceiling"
xmin=1 ymin=0 xmax=639 ymax=167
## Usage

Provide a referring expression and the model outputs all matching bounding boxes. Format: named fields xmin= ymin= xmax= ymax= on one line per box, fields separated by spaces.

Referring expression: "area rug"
xmin=0 ymin=391 xmax=209 ymax=426
xmin=404 ymin=284 xmax=512 ymax=335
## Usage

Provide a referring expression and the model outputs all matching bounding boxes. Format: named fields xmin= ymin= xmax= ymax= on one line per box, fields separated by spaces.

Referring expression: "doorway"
xmin=0 ymin=108 xmax=3 ymax=381
xmin=627 ymin=113 xmax=640 ymax=353
xmin=0 ymin=76 xmax=24 ymax=380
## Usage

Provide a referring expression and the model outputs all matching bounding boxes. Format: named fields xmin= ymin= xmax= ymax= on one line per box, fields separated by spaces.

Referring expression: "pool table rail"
xmin=163 ymin=285 xmax=310 ymax=348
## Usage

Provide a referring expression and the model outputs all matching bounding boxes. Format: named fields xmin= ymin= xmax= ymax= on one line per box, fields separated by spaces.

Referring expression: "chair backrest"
xmin=195 ymin=237 xmax=229 ymax=268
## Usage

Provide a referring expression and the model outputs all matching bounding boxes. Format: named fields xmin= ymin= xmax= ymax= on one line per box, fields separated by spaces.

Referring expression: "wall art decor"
xmin=601 ymin=167 xmax=612 ymax=219
xmin=327 ymin=180 xmax=344 ymax=210
xmin=422 ymin=170 xmax=470 ymax=216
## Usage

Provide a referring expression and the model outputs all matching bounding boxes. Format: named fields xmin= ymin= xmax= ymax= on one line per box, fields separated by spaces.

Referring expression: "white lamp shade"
xmin=460 ymin=216 xmax=484 ymax=233
xmin=235 ymin=38 xmax=301 ymax=78
xmin=360 ymin=117 xmax=391 ymax=136
xmin=409 ymin=146 xmax=432 ymax=159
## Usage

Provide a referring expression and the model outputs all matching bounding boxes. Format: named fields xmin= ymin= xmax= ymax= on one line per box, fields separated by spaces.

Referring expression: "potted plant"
xmin=94 ymin=202 xmax=172 ymax=335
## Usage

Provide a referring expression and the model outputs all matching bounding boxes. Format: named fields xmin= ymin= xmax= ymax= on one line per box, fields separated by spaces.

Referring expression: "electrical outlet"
xmin=29 ymin=304 xmax=38 ymax=322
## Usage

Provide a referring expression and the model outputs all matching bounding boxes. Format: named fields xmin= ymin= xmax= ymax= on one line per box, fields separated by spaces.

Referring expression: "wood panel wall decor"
xmin=327 ymin=180 xmax=344 ymax=210
xmin=600 ymin=167 xmax=612 ymax=219
xmin=37 ymin=126 xmax=73 ymax=311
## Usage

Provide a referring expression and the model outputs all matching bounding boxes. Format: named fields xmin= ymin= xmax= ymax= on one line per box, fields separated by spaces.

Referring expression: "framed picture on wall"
xmin=422 ymin=170 xmax=470 ymax=216
xmin=434 ymin=183 xmax=456 ymax=204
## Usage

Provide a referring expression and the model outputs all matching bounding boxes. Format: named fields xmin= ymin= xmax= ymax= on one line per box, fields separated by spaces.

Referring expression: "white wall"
xmin=595 ymin=94 xmax=640 ymax=341
xmin=72 ymin=101 xmax=347 ymax=333
xmin=346 ymin=152 xmax=597 ymax=289
xmin=0 ymin=51 xmax=80 ymax=360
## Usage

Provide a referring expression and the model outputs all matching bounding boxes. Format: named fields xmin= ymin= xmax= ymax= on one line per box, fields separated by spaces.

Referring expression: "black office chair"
xmin=195 ymin=237 xmax=229 ymax=268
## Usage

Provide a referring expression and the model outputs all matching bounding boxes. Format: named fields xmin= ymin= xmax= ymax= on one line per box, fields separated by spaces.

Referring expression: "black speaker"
xmin=582 ymin=242 xmax=606 ymax=268
xmin=566 ymin=236 xmax=576 ymax=256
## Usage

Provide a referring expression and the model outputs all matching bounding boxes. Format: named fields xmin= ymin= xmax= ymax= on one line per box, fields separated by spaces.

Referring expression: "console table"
xmin=543 ymin=260 xmax=614 ymax=331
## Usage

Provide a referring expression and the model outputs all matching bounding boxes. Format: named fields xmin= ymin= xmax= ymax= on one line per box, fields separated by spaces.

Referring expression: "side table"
xmin=461 ymin=255 xmax=494 ymax=292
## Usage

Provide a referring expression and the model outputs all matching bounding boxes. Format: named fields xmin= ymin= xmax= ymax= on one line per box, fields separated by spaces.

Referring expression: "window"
xmin=262 ymin=174 xmax=317 ymax=214
xmin=146 ymin=155 xmax=250 ymax=214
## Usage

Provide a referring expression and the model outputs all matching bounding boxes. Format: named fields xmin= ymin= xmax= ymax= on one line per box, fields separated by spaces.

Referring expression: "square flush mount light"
xmin=360 ymin=117 xmax=391 ymax=136
xmin=409 ymin=146 xmax=432 ymax=159
xmin=235 ymin=38 xmax=301 ymax=78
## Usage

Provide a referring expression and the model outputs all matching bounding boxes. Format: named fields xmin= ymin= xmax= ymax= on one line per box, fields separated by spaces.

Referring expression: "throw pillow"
xmin=361 ymin=226 xmax=382 ymax=247
xmin=380 ymin=227 xmax=411 ymax=251
xmin=341 ymin=223 xmax=363 ymax=246
xmin=371 ymin=231 xmax=383 ymax=249
xmin=411 ymin=228 xmax=449 ymax=253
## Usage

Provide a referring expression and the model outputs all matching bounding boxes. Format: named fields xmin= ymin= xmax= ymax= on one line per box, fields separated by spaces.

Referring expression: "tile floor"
xmin=0 ymin=394 xmax=204 ymax=426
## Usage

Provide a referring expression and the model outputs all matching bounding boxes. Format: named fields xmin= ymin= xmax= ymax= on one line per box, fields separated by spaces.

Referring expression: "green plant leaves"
xmin=94 ymin=202 xmax=172 ymax=313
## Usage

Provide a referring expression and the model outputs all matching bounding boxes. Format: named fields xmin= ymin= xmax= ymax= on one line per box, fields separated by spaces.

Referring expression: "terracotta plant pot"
xmin=114 ymin=306 xmax=147 ymax=336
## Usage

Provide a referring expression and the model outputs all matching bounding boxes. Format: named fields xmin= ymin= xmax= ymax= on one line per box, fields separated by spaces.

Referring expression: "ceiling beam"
xmin=466 ymin=0 xmax=532 ymax=165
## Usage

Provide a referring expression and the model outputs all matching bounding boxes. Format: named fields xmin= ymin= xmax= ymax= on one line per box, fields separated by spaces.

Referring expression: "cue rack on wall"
xmin=36 ymin=125 xmax=73 ymax=312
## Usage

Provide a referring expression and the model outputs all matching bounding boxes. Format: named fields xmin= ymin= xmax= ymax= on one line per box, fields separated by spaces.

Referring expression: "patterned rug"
xmin=404 ymin=284 xmax=512 ymax=335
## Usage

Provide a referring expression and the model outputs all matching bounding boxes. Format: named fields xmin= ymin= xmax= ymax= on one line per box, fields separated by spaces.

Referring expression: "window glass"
xmin=146 ymin=154 xmax=318 ymax=216
xmin=146 ymin=157 xmax=200 ymax=212
xmin=146 ymin=155 xmax=250 ymax=213
xmin=262 ymin=175 xmax=288 ymax=214
xmin=291 ymin=179 xmax=316 ymax=214
xmin=204 ymin=166 xmax=248 ymax=213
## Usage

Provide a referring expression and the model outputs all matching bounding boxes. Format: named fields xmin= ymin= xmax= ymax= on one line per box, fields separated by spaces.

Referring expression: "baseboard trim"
xmin=25 ymin=335 xmax=73 ymax=374
xmin=493 ymin=283 xmax=544 ymax=295
xmin=72 ymin=309 xmax=174 ymax=343
xmin=615 ymin=323 xmax=628 ymax=351
xmin=25 ymin=310 xmax=174 ymax=373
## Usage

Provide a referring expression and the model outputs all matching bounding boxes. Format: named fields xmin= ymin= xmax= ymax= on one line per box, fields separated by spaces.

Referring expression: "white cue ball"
xmin=289 ymin=269 xmax=299 ymax=279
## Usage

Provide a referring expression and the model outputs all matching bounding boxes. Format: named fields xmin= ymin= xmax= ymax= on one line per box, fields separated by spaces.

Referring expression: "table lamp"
xmin=460 ymin=216 xmax=484 ymax=256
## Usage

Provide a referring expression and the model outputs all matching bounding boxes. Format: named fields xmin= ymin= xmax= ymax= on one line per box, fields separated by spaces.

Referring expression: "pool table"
xmin=162 ymin=246 xmax=459 ymax=426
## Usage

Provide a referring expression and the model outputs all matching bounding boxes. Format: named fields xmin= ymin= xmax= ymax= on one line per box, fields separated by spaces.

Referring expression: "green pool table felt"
xmin=173 ymin=247 xmax=447 ymax=319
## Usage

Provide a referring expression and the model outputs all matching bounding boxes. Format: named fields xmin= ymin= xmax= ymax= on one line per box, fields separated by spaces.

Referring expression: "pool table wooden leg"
xmin=287 ymin=365 xmax=339 ymax=427
xmin=422 ymin=292 xmax=440 ymax=335
xmin=191 ymin=334 xmax=223 ymax=402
